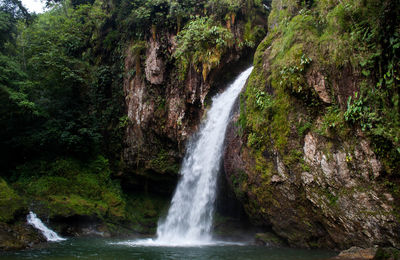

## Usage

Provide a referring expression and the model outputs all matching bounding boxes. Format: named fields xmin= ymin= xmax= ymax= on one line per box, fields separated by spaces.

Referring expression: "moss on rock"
xmin=255 ymin=232 xmax=286 ymax=247
xmin=13 ymin=156 xmax=126 ymax=221
xmin=124 ymin=193 xmax=169 ymax=234
xmin=0 ymin=178 xmax=25 ymax=223
xmin=224 ymin=0 xmax=400 ymax=249
xmin=374 ymin=247 xmax=400 ymax=260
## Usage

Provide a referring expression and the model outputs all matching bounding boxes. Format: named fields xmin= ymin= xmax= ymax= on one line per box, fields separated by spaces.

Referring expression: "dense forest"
xmin=1 ymin=0 xmax=400 ymax=257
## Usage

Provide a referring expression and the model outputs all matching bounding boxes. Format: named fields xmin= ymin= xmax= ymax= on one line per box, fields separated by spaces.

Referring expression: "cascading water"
xmin=114 ymin=67 xmax=253 ymax=247
xmin=27 ymin=211 xmax=66 ymax=242
xmin=155 ymin=67 xmax=253 ymax=246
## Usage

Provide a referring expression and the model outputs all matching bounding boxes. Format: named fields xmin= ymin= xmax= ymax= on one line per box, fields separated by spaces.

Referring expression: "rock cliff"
xmin=122 ymin=15 xmax=267 ymax=194
xmin=224 ymin=0 xmax=400 ymax=249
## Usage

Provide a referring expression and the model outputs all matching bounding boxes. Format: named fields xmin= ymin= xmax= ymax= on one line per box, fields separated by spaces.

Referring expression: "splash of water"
xmin=27 ymin=211 xmax=66 ymax=242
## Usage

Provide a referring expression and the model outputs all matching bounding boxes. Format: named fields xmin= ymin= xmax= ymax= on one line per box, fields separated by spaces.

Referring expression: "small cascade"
xmin=153 ymin=67 xmax=253 ymax=246
xmin=27 ymin=211 xmax=66 ymax=242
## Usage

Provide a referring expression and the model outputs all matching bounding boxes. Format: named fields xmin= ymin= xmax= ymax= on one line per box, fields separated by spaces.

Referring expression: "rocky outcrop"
xmin=223 ymin=0 xmax=400 ymax=247
xmin=0 ymin=179 xmax=45 ymax=250
xmin=122 ymin=20 xmax=264 ymax=194
xmin=306 ymin=70 xmax=331 ymax=104
xmin=145 ymin=38 xmax=166 ymax=85
xmin=224 ymin=94 xmax=399 ymax=249
xmin=255 ymin=232 xmax=286 ymax=247
xmin=0 ymin=221 xmax=45 ymax=251
xmin=222 ymin=0 xmax=400 ymax=250
xmin=330 ymin=247 xmax=377 ymax=260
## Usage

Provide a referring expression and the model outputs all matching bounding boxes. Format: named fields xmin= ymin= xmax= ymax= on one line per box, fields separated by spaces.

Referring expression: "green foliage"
xmin=374 ymin=247 xmax=400 ymax=260
xmin=317 ymin=105 xmax=346 ymax=137
xmin=128 ymin=0 xmax=170 ymax=35
xmin=0 ymin=53 xmax=37 ymax=114
xmin=116 ymin=0 xmax=205 ymax=39
xmin=325 ymin=189 xmax=338 ymax=206
xmin=0 ymin=0 xmax=127 ymax=175
xmin=0 ymin=0 xmax=269 ymax=235
xmin=118 ymin=115 xmax=131 ymax=129
xmin=255 ymin=90 xmax=274 ymax=110
xmin=14 ymin=156 xmax=126 ymax=219
xmin=230 ymin=169 xmax=249 ymax=201
xmin=344 ymin=92 xmax=375 ymax=131
xmin=297 ymin=121 xmax=312 ymax=137
xmin=174 ymin=16 xmax=233 ymax=81
xmin=206 ymin=0 xmax=244 ymax=26
xmin=242 ymin=19 xmax=266 ymax=49
xmin=0 ymin=178 xmax=25 ymax=222
xmin=149 ymin=149 xmax=180 ymax=174
xmin=243 ymin=0 xmax=400 ymax=178
xmin=247 ymin=132 xmax=264 ymax=149
xmin=320 ymin=0 xmax=400 ymax=168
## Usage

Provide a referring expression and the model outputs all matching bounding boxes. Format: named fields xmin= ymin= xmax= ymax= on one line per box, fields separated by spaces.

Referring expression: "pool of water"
xmin=0 ymin=237 xmax=337 ymax=260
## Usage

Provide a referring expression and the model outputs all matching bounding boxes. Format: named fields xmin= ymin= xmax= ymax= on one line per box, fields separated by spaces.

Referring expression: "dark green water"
xmin=0 ymin=238 xmax=337 ymax=260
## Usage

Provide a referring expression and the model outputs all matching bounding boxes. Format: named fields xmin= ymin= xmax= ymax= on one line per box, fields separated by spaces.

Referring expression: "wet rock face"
xmin=122 ymin=27 xmax=255 ymax=193
xmin=0 ymin=221 xmax=45 ymax=251
xmin=222 ymin=0 xmax=400 ymax=248
xmin=224 ymin=102 xmax=400 ymax=249
xmin=306 ymin=70 xmax=331 ymax=104
xmin=123 ymin=37 xmax=208 ymax=169
xmin=123 ymin=38 xmax=182 ymax=194
xmin=301 ymin=132 xmax=397 ymax=248
xmin=145 ymin=38 xmax=165 ymax=85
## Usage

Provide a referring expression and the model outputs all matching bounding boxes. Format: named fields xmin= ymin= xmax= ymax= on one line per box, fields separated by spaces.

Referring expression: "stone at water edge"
xmin=0 ymin=222 xmax=46 ymax=251
xmin=329 ymin=246 xmax=377 ymax=259
xmin=254 ymin=232 xmax=286 ymax=247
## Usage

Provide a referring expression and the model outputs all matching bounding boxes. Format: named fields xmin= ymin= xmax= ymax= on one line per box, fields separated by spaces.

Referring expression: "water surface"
xmin=0 ymin=237 xmax=337 ymax=260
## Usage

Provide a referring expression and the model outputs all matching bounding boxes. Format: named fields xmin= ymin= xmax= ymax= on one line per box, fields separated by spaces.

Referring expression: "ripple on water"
xmin=0 ymin=237 xmax=337 ymax=260
xmin=110 ymin=238 xmax=247 ymax=247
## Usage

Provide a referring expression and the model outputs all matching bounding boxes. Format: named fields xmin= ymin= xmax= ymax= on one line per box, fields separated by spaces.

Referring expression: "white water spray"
xmin=27 ymin=211 xmax=66 ymax=242
xmin=139 ymin=67 xmax=252 ymax=247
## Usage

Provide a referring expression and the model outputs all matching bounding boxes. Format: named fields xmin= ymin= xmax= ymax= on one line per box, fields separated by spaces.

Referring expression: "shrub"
xmin=174 ymin=16 xmax=233 ymax=81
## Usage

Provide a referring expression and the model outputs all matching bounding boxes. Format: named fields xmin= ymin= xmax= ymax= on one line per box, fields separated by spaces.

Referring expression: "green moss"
xmin=253 ymin=32 xmax=275 ymax=67
xmin=174 ymin=16 xmax=233 ymax=81
xmin=317 ymin=105 xmax=348 ymax=138
xmin=297 ymin=120 xmax=312 ymax=136
xmin=374 ymin=247 xmax=400 ymax=260
xmin=230 ymin=169 xmax=249 ymax=201
xmin=242 ymin=19 xmax=266 ymax=48
xmin=46 ymin=194 xmax=107 ymax=217
xmin=255 ymin=232 xmax=286 ymax=246
xmin=325 ymin=190 xmax=339 ymax=206
xmin=237 ymin=93 xmax=247 ymax=135
xmin=13 ymin=156 xmax=126 ymax=220
xmin=0 ymin=178 xmax=25 ymax=222
xmin=283 ymin=149 xmax=303 ymax=167
xmin=124 ymin=193 xmax=169 ymax=234
xmin=242 ymin=41 xmax=292 ymax=153
xmin=148 ymin=149 xmax=180 ymax=175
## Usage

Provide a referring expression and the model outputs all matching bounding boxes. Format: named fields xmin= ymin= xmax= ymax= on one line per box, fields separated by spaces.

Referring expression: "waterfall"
xmin=155 ymin=67 xmax=253 ymax=246
xmin=27 ymin=211 xmax=66 ymax=242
